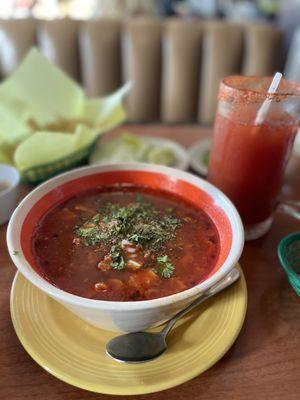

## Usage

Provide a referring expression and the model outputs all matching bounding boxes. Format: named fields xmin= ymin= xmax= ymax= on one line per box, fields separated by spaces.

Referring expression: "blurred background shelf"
xmin=1 ymin=0 xmax=300 ymax=125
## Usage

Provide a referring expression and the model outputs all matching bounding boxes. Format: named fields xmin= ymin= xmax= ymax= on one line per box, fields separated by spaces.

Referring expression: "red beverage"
xmin=208 ymin=76 xmax=300 ymax=239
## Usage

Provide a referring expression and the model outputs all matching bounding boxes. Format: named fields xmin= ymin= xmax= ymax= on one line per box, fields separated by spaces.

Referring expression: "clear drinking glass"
xmin=208 ymin=76 xmax=300 ymax=240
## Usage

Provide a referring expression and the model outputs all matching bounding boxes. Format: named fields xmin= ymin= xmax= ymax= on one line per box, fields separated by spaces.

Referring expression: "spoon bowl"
xmin=106 ymin=268 xmax=240 ymax=363
xmin=107 ymin=332 xmax=167 ymax=363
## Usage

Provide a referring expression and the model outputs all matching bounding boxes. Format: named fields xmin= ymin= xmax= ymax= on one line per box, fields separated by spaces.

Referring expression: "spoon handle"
xmin=161 ymin=268 xmax=240 ymax=337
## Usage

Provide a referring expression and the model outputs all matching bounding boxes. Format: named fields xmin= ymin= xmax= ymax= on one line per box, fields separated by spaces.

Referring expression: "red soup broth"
xmin=32 ymin=185 xmax=220 ymax=301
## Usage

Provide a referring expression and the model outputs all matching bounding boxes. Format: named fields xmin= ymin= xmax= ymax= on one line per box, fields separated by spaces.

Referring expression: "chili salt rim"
xmin=219 ymin=75 xmax=300 ymax=104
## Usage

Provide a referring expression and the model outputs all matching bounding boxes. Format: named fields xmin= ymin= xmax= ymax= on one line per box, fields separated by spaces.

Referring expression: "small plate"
xmin=188 ymin=138 xmax=212 ymax=176
xmin=10 ymin=267 xmax=247 ymax=395
xmin=89 ymin=135 xmax=189 ymax=170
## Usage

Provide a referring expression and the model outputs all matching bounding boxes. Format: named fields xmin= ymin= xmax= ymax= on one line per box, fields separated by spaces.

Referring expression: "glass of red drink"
xmin=208 ymin=76 xmax=300 ymax=240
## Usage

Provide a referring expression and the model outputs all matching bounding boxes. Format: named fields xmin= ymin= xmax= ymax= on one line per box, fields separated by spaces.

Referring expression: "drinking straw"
xmin=254 ymin=72 xmax=283 ymax=125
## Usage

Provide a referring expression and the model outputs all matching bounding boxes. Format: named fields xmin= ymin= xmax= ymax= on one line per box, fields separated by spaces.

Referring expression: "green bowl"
xmin=20 ymin=141 xmax=97 ymax=185
xmin=278 ymin=232 xmax=300 ymax=296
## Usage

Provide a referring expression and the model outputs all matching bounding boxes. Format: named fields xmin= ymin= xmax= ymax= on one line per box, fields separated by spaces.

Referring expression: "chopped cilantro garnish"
xmin=76 ymin=225 xmax=112 ymax=246
xmin=12 ymin=250 xmax=19 ymax=256
xmin=109 ymin=246 xmax=125 ymax=270
xmin=157 ymin=255 xmax=175 ymax=278
xmin=74 ymin=196 xmax=181 ymax=252
xmin=74 ymin=195 xmax=182 ymax=277
xmin=91 ymin=213 xmax=100 ymax=223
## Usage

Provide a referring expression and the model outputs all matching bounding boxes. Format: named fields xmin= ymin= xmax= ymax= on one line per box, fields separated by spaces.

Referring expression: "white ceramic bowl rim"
xmin=7 ymin=163 xmax=244 ymax=311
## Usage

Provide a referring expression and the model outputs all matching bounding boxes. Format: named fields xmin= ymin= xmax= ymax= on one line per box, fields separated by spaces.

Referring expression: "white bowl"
xmin=7 ymin=163 xmax=244 ymax=332
xmin=0 ymin=164 xmax=20 ymax=225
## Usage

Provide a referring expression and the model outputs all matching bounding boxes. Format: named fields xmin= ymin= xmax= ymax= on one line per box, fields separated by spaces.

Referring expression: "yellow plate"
xmin=10 ymin=266 xmax=247 ymax=395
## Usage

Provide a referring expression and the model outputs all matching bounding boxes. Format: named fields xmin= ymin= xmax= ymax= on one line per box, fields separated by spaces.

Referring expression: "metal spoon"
xmin=106 ymin=267 xmax=240 ymax=363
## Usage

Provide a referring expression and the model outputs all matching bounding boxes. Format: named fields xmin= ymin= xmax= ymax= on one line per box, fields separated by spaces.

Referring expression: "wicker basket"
xmin=20 ymin=141 xmax=96 ymax=184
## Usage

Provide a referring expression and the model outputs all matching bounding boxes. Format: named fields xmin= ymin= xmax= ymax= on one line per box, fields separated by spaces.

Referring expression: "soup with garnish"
xmin=32 ymin=186 xmax=220 ymax=301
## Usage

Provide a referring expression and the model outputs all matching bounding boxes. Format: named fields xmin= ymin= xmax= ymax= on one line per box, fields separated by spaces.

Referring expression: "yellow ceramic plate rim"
xmin=10 ymin=267 xmax=247 ymax=395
